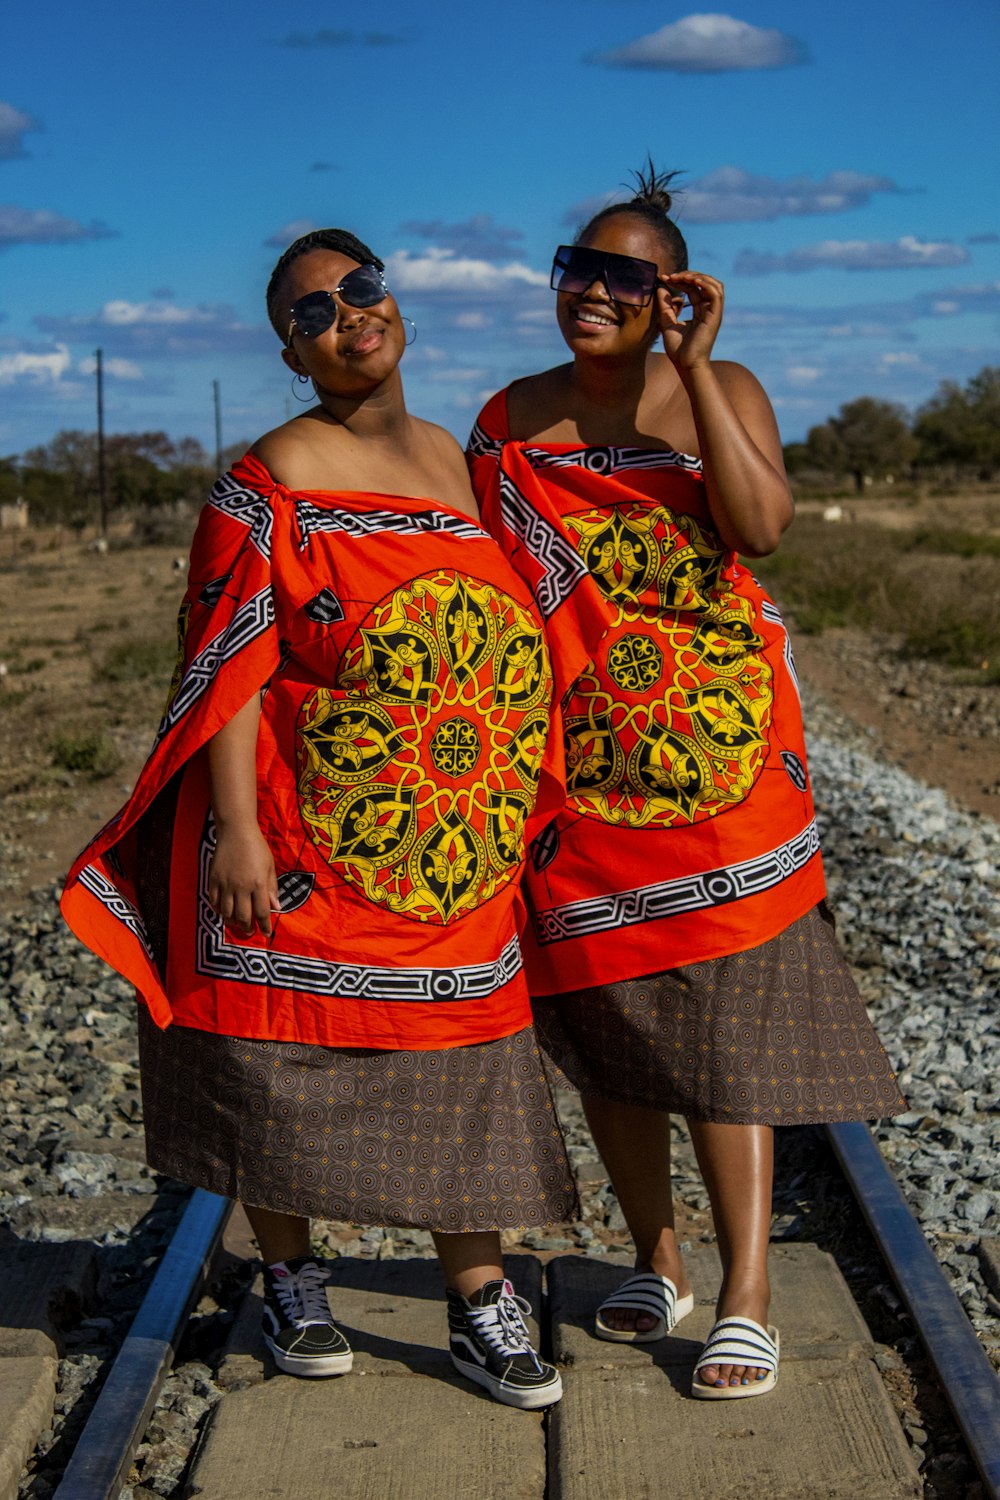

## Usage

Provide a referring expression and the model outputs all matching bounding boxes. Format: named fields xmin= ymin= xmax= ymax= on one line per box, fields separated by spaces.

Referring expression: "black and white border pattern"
xmin=466 ymin=424 xmax=702 ymax=478
xmin=523 ymin=444 xmax=702 ymax=477
xmin=156 ymin=586 xmax=275 ymax=742
xmin=760 ymin=597 xmax=800 ymax=700
xmin=531 ymin=819 xmax=820 ymax=946
xmin=194 ymin=825 xmax=523 ymax=1003
xmin=497 ymin=470 xmax=591 ymax=620
xmin=294 ymin=500 xmax=488 ymax=549
xmin=78 ymin=864 xmax=155 ymax=961
xmin=207 ymin=474 xmax=273 ymax=560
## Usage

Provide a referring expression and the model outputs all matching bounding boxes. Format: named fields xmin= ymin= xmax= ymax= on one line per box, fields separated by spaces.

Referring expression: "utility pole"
xmin=95 ymin=347 xmax=108 ymax=537
xmin=212 ymin=380 xmax=223 ymax=473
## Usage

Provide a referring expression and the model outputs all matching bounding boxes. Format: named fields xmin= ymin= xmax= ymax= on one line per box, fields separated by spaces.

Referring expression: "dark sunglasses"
xmin=287 ymin=264 xmax=389 ymax=343
xmin=550 ymin=244 xmax=671 ymax=307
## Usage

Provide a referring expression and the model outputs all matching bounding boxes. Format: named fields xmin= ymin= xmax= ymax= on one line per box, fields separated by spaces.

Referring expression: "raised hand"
xmin=655 ymin=271 xmax=724 ymax=371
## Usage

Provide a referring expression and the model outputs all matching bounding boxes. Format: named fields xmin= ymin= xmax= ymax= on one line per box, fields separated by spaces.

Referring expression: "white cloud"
xmin=264 ymin=219 xmax=318 ymax=249
xmin=591 ymin=14 xmax=807 ymax=72
xmin=401 ymin=214 xmax=524 ymax=262
xmin=451 ymin=311 xmax=493 ymax=330
xmin=96 ymin=299 xmax=216 ymax=327
xmin=926 ymin=279 xmax=1000 ymax=312
xmin=0 ymin=102 xmax=40 ymax=160
xmin=786 ymin=365 xmax=822 ymax=384
xmin=735 ymin=236 xmax=970 ymax=275
xmin=679 ymin=167 xmax=902 ymax=224
xmin=77 ymin=354 xmax=142 ymax=380
xmin=384 ymin=248 xmax=547 ymax=298
xmin=0 ymin=205 xmax=117 ymax=250
xmin=0 ymin=345 xmax=71 ymax=385
xmin=565 ymin=167 xmax=901 ymax=230
xmin=35 ymin=299 xmax=268 ymax=358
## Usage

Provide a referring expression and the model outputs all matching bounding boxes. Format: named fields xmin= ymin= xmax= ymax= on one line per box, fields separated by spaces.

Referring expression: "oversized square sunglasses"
xmin=287 ymin=264 xmax=389 ymax=344
xmin=550 ymin=244 xmax=673 ymax=307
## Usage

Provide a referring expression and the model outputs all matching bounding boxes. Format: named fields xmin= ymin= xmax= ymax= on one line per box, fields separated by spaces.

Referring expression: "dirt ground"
xmin=1 ymin=494 xmax=997 ymax=915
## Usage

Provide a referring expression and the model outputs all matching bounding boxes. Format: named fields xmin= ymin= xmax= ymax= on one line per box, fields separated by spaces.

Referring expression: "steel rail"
xmin=827 ymin=1121 xmax=1000 ymax=1500
xmin=52 ymin=1188 xmax=232 ymax=1500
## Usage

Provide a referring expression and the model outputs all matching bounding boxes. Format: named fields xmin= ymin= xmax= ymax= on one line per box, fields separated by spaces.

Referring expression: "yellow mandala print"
xmin=296 ymin=572 xmax=551 ymax=924
xmin=564 ymin=502 xmax=773 ymax=828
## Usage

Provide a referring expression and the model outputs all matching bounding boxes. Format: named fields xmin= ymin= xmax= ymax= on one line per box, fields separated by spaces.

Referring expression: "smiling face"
xmin=280 ymin=247 xmax=405 ymax=398
xmin=556 ymin=213 xmax=678 ymax=359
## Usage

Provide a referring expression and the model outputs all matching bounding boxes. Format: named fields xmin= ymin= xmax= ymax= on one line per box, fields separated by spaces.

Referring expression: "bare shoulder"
xmin=710 ymin=360 xmax=773 ymax=404
xmin=252 ymin=415 xmax=323 ymax=468
xmin=251 ymin=414 xmax=345 ymax=488
xmin=506 ymin=365 xmax=572 ymax=439
xmin=412 ymin=416 xmax=464 ymax=462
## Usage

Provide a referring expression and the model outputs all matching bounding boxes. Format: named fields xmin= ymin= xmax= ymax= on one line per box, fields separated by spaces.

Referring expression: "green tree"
xmin=830 ymin=398 xmax=916 ymax=493
xmin=800 ymin=399 xmax=916 ymax=493
xmin=914 ymin=366 xmax=1000 ymax=478
xmin=803 ymin=421 xmax=848 ymax=477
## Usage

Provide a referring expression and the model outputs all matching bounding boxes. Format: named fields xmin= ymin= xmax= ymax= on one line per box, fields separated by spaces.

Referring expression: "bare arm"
xmin=206 ymin=693 xmax=279 ymax=937
xmin=657 ymin=273 xmax=794 ymax=557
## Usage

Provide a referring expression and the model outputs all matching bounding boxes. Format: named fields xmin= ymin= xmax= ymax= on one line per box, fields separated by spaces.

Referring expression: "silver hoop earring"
xmin=401 ymin=316 xmax=417 ymax=347
xmin=290 ymin=372 xmax=314 ymax=403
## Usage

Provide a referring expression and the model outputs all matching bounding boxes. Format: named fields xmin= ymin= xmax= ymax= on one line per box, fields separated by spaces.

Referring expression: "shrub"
xmin=96 ymin=638 xmax=173 ymax=683
xmin=50 ymin=730 xmax=121 ymax=777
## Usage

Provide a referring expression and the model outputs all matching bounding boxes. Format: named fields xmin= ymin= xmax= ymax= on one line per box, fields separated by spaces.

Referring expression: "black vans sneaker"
xmin=447 ymin=1277 xmax=562 ymax=1409
xmin=261 ymin=1256 xmax=353 ymax=1378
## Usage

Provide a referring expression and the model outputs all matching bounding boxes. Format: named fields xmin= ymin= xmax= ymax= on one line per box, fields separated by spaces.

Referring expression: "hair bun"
xmin=630 ymin=159 xmax=682 ymax=217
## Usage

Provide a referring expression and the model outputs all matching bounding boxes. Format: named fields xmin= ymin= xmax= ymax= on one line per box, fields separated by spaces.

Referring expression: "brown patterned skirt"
xmin=136 ymin=1010 xmax=578 ymax=1231
xmin=531 ymin=904 xmax=907 ymax=1125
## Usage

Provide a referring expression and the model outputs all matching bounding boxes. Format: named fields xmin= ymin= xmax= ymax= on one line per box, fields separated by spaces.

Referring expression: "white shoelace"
xmin=466 ymin=1290 xmax=541 ymax=1370
xmin=273 ymin=1262 xmax=333 ymax=1327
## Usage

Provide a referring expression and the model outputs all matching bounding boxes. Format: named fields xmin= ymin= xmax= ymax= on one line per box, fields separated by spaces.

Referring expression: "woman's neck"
xmin=313 ymin=368 xmax=411 ymax=442
xmin=568 ymin=349 xmax=652 ymax=415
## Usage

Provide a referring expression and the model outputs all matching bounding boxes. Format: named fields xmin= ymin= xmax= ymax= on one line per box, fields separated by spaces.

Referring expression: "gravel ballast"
xmin=2 ymin=686 xmax=997 ymax=1497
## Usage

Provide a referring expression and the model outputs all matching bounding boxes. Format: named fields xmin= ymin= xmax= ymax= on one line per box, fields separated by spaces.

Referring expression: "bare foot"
xmin=599 ymin=1251 xmax=694 ymax=1336
xmin=697 ymin=1275 xmax=771 ymax=1388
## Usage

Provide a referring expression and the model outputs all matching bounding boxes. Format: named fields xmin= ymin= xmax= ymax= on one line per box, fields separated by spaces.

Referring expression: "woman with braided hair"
xmin=468 ymin=167 xmax=906 ymax=1398
xmin=62 ymin=226 xmax=590 ymax=1409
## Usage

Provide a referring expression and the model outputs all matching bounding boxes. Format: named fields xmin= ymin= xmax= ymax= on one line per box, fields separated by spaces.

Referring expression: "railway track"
xmin=20 ymin=1124 xmax=997 ymax=1500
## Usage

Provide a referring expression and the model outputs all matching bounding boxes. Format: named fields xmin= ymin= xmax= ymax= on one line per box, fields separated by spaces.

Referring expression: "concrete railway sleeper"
xmin=6 ymin=1122 xmax=998 ymax=1500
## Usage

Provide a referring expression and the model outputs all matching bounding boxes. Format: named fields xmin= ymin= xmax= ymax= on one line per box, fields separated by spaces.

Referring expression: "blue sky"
xmin=2 ymin=1 xmax=998 ymax=458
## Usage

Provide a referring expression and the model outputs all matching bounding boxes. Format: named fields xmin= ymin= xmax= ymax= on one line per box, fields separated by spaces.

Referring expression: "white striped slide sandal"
xmin=594 ymin=1271 xmax=695 ymax=1344
xmin=691 ymin=1316 xmax=779 ymax=1399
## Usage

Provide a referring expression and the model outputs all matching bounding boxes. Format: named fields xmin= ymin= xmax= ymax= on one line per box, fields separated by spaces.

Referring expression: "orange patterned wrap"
xmin=61 ymin=454 xmax=574 ymax=1049
xmin=468 ymin=390 xmax=826 ymax=996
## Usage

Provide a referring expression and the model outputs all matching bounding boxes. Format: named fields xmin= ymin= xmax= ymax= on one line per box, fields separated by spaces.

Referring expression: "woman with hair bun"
xmin=468 ymin=166 xmax=906 ymax=1398
xmin=62 ymin=226 xmax=579 ymax=1409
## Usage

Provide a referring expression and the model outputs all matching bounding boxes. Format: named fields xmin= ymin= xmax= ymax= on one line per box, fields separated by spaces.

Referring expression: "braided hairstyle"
xmin=579 ymin=159 xmax=688 ymax=272
xmin=266 ymin=227 xmax=384 ymax=341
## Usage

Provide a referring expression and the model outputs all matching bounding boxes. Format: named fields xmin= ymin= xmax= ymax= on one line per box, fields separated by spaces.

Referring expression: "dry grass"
xmin=753 ymin=512 xmax=1000 ymax=681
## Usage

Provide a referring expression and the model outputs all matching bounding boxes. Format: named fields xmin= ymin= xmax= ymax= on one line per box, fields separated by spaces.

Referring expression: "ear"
xmin=281 ymin=344 xmax=307 ymax=377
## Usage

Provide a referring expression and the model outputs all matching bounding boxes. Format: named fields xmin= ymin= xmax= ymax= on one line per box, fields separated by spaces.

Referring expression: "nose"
xmin=581 ymin=274 xmax=613 ymax=302
xmin=335 ymin=295 xmax=365 ymax=328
